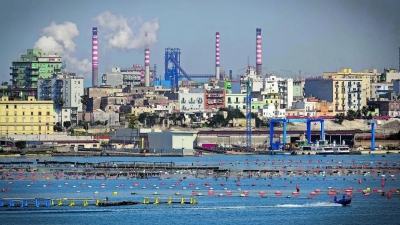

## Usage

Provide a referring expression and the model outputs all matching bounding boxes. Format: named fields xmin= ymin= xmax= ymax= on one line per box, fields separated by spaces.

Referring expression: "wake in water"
xmin=276 ymin=202 xmax=342 ymax=208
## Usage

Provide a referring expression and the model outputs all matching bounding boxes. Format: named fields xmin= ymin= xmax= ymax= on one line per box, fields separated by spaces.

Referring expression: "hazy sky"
xmin=0 ymin=0 xmax=399 ymax=86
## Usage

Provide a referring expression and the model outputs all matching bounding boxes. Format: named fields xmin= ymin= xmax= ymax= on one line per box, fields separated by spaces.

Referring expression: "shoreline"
xmin=0 ymin=149 xmax=399 ymax=158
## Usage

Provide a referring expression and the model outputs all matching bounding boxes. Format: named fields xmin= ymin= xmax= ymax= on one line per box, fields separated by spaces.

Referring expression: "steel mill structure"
xmin=144 ymin=48 xmax=150 ymax=87
xmin=92 ymin=27 xmax=98 ymax=87
xmin=256 ymin=28 xmax=262 ymax=76
xmin=215 ymin=32 xmax=220 ymax=80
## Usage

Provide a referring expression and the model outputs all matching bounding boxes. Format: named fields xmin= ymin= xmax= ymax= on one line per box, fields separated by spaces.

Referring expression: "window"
xmin=38 ymin=104 xmax=41 ymax=109
xmin=47 ymin=112 xmax=50 ymax=116
xmin=22 ymin=105 xmax=25 ymax=109
xmin=31 ymin=112 xmax=33 ymax=116
xmin=6 ymin=105 xmax=8 ymax=109
xmin=30 ymin=104 xmax=33 ymax=109
xmin=38 ymin=112 xmax=42 ymax=116
xmin=14 ymin=105 xmax=17 ymax=109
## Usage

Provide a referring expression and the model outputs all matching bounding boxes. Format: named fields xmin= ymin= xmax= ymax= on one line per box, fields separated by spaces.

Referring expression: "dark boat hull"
xmin=334 ymin=199 xmax=351 ymax=206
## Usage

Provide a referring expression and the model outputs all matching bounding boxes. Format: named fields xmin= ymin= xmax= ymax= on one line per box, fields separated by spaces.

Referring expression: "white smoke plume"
xmin=94 ymin=11 xmax=159 ymax=50
xmin=34 ymin=21 xmax=91 ymax=76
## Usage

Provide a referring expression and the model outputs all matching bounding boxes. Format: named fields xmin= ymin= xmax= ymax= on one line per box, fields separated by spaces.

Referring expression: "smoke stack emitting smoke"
xmin=145 ymin=47 xmax=150 ymax=87
xmin=215 ymin=32 xmax=220 ymax=80
xmin=92 ymin=27 xmax=98 ymax=87
xmin=256 ymin=28 xmax=262 ymax=76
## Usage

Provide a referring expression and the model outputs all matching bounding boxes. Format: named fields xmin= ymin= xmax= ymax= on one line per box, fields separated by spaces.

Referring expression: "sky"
xmin=0 ymin=0 xmax=399 ymax=87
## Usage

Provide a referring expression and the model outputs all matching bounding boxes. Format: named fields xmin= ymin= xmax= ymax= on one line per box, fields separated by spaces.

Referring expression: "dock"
xmin=0 ymin=197 xmax=198 ymax=207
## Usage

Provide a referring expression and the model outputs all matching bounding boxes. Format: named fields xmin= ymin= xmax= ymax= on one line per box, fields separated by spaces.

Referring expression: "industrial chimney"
xmin=145 ymin=47 xmax=150 ymax=87
xmin=215 ymin=32 xmax=220 ymax=80
xmin=256 ymin=28 xmax=262 ymax=76
xmin=92 ymin=27 xmax=98 ymax=87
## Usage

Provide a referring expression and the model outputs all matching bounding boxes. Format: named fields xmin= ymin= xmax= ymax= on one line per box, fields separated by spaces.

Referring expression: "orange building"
xmin=204 ymin=88 xmax=226 ymax=110
xmin=316 ymin=100 xmax=335 ymax=117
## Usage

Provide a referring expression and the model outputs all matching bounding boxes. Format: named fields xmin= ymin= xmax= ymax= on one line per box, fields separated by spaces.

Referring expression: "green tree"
xmin=208 ymin=114 xmax=225 ymax=128
xmin=361 ymin=106 xmax=369 ymax=118
xmin=53 ymin=122 xmax=63 ymax=132
xmin=63 ymin=121 xmax=71 ymax=129
xmin=347 ymin=110 xmax=357 ymax=121
xmin=80 ymin=95 xmax=89 ymax=124
xmin=126 ymin=114 xmax=140 ymax=128
xmin=57 ymin=97 xmax=65 ymax=108
xmin=251 ymin=112 xmax=262 ymax=128
xmin=15 ymin=141 xmax=26 ymax=150
xmin=333 ymin=113 xmax=345 ymax=124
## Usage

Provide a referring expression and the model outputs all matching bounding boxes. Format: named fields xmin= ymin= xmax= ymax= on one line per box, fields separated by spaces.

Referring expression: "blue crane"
xmin=269 ymin=118 xmax=325 ymax=150
xmin=244 ymin=78 xmax=252 ymax=148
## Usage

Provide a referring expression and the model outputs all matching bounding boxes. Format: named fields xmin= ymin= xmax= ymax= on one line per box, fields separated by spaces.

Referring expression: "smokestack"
xmin=215 ymin=32 xmax=220 ymax=80
xmin=145 ymin=47 xmax=150 ymax=87
xmin=92 ymin=27 xmax=98 ymax=87
xmin=256 ymin=28 xmax=262 ymax=76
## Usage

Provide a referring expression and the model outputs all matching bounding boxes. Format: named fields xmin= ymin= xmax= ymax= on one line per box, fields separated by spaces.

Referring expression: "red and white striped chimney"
xmin=92 ymin=27 xmax=98 ymax=87
xmin=256 ymin=28 xmax=262 ymax=76
xmin=215 ymin=32 xmax=220 ymax=80
xmin=144 ymin=47 xmax=150 ymax=87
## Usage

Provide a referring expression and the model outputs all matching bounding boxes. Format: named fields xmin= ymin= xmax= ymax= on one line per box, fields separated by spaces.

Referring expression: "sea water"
xmin=1 ymin=154 xmax=399 ymax=225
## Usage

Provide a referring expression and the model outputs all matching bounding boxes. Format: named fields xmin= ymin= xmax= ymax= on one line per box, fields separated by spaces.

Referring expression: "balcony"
xmin=189 ymin=100 xmax=195 ymax=104
xmin=207 ymin=94 xmax=224 ymax=98
xmin=71 ymin=110 xmax=77 ymax=115
xmin=181 ymin=100 xmax=186 ymax=103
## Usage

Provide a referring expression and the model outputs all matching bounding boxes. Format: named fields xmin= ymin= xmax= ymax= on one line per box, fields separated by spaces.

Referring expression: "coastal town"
xmin=1 ymin=44 xmax=400 ymax=156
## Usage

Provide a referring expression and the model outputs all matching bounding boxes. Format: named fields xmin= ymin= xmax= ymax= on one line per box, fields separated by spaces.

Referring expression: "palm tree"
xmin=80 ymin=95 xmax=89 ymax=124
xmin=57 ymin=97 xmax=65 ymax=108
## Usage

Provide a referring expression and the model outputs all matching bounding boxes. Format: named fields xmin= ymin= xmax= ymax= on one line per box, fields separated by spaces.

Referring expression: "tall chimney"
xmin=256 ymin=28 xmax=262 ymax=76
xmin=92 ymin=27 xmax=98 ymax=87
xmin=145 ymin=47 xmax=150 ymax=87
xmin=215 ymin=32 xmax=220 ymax=80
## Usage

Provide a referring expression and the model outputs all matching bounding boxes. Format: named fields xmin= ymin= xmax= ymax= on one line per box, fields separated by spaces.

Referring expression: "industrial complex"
xmin=1 ymin=26 xmax=400 ymax=156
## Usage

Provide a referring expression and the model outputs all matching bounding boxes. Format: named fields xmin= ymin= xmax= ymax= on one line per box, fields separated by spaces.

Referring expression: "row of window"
xmin=4 ymin=104 xmax=51 ymax=109
xmin=4 ymin=111 xmax=51 ymax=116
xmin=3 ymin=117 xmax=51 ymax=122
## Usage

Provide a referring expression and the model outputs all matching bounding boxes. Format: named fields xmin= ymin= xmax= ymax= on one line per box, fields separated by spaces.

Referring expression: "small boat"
xmin=334 ymin=198 xmax=352 ymax=206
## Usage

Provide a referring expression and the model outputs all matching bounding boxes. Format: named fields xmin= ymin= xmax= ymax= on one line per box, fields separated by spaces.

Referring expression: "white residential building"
xmin=260 ymin=106 xmax=286 ymax=118
xmin=262 ymin=75 xmax=293 ymax=109
xmin=37 ymin=72 xmax=84 ymax=112
xmin=178 ymin=88 xmax=205 ymax=113
xmin=291 ymin=99 xmax=316 ymax=117
xmin=54 ymin=107 xmax=78 ymax=126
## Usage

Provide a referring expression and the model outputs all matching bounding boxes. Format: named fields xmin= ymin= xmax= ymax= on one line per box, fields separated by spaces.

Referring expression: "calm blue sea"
xmin=1 ymin=154 xmax=400 ymax=225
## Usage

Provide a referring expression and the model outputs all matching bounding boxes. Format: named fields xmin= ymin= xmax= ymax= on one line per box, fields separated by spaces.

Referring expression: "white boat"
xmin=332 ymin=140 xmax=350 ymax=154
xmin=312 ymin=140 xmax=334 ymax=155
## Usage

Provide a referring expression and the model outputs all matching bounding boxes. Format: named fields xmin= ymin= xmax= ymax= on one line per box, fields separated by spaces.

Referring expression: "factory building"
xmin=148 ymin=131 xmax=196 ymax=155
xmin=102 ymin=65 xmax=154 ymax=87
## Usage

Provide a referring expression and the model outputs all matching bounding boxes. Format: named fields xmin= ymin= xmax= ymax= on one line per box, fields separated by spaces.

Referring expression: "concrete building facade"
xmin=148 ymin=132 xmax=196 ymax=155
xmin=37 ymin=72 xmax=84 ymax=112
xmin=0 ymin=96 xmax=54 ymax=135
xmin=10 ymin=49 xmax=62 ymax=88
xmin=178 ymin=89 xmax=205 ymax=112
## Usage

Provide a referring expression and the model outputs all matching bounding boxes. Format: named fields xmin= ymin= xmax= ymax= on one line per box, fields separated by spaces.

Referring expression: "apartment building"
xmin=37 ymin=72 xmax=84 ymax=111
xmin=204 ymin=87 xmax=226 ymax=110
xmin=178 ymin=88 xmax=205 ymax=113
xmin=0 ymin=96 xmax=54 ymax=135
xmin=305 ymin=75 xmax=365 ymax=112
